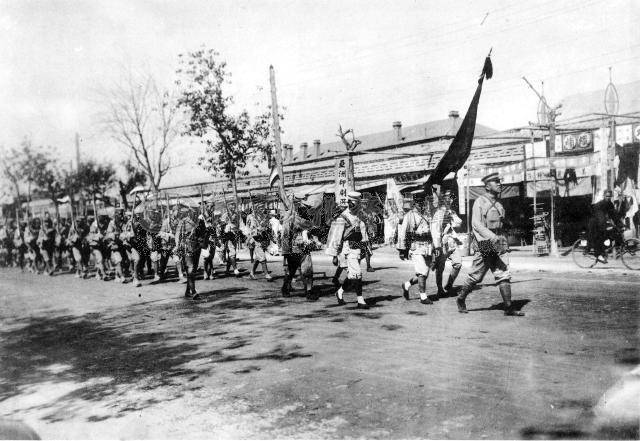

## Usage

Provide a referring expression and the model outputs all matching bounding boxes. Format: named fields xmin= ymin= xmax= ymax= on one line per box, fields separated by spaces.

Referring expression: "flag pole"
xmin=269 ymin=65 xmax=289 ymax=211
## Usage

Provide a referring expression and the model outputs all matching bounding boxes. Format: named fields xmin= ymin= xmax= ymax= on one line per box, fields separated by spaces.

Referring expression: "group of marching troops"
xmin=1 ymin=173 xmax=524 ymax=317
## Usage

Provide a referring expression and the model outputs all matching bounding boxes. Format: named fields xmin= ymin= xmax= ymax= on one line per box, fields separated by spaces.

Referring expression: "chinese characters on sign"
xmin=334 ymin=156 xmax=349 ymax=207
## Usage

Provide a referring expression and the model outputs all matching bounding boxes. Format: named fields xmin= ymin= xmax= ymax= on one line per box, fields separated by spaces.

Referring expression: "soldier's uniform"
xmin=281 ymin=205 xmax=317 ymax=300
xmin=333 ymin=191 xmax=370 ymax=308
xmin=456 ymin=173 xmax=524 ymax=316
xmin=122 ymin=213 xmax=147 ymax=287
xmin=246 ymin=211 xmax=273 ymax=280
xmin=68 ymin=216 xmax=90 ymax=278
xmin=432 ymin=190 xmax=463 ymax=297
xmin=105 ymin=211 xmax=128 ymax=283
xmin=176 ymin=211 xmax=207 ymax=299
xmin=220 ymin=209 xmax=240 ymax=275
xmin=400 ymin=196 xmax=436 ymax=304
xmin=88 ymin=216 xmax=109 ymax=280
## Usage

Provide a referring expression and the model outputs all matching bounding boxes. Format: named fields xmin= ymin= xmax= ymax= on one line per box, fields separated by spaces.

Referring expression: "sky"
xmin=1 ymin=0 xmax=639 ymax=187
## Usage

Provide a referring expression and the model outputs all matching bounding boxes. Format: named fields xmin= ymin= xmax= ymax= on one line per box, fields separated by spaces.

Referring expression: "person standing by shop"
xmin=456 ymin=173 xmax=524 ymax=316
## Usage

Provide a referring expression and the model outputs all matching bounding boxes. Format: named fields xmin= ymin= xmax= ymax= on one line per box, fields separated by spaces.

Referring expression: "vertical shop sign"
xmin=334 ymin=156 xmax=349 ymax=207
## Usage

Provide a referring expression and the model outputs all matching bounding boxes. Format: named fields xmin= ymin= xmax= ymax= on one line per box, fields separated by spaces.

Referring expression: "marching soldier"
xmin=40 ymin=212 xmax=56 ymax=275
xmin=88 ymin=214 xmax=109 ymax=280
xmin=13 ymin=221 xmax=27 ymax=271
xmin=68 ymin=215 xmax=90 ymax=278
xmin=220 ymin=202 xmax=241 ymax=276
xmin=432 ymin=189 xmax=463 ymax=298
xmin=456 ymin=173 xmax=524 ymax=316
xmin=175 ymin=208 xmax=207 ymax=300
xmin=122 ymin=211 xmax=147 ymax=287
xmin=246 ymin=206 xmax=273 ymax=281
xmin=281 ymin=202 xmax=319 ymax=300
xmin=333 ymin=191 xmax=370 ymax=309
xmin=400 ymin=193 xmax=436 ymax=305
xmin=105 ymin=209 xmax=128 ymax=283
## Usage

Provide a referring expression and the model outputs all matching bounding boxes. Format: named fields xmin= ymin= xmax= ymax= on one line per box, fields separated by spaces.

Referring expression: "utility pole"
xmin=269 ymin=66 xmax=290 ymax=211
xmin=523 ymin=76 xmax=561 ymax=256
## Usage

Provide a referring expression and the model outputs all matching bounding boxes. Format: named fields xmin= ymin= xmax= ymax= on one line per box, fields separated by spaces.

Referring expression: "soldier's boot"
xmin=444 ymin=267 xmax=461 ymax=295
xmin=281 ymin=276 xmax=292 ymax=297
xmin=305 ymin=278 xmax=317 ymax=301
xmin=261 ymin=262 xmax=272 ymax=280
xmin=354 ymin=279 xmax=369 ymax=309
xmin=249 ymin=260 xmax=259 ymax=279
xmin=456 ymin=284 xmax=471 ymax=313
xmin=499 ymin=282 xmax=524 ymax=316
xmin=418 ymin=276 xmax=432 ymax=304
xmin=435 ymin=268 xmax=445 ymax=297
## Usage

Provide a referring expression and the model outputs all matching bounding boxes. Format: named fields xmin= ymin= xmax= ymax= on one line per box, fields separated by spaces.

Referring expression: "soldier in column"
xmin=69 ymin=215 xmax=90 ymax=278
xmin=202 ymin=209 xmax=218 ymax=280
xmin=220 ymin=201 xmax=241 ymax=276
xmin=122 ymin=211 xmax=146 ymax=287
xmin=26 ymin=218 xmax=43 ymax=273
xmin=175 ymin=207 xmax=207 ymax=300
xmin=105 ymin=208 xmax=128 ymax=283
xmin=333 ymin=191 xmax=370 ymax=309
xmin=88 ymin=214 xmax=108 ymax=280
xmin=157 ymin=206 xmax=180 ymax=282
xmin=247 ymin=205 xmax=273 ymax=281
xmin=13 ymin=221 xmax=27 ymax=271
xmin=400 ymin=193 xmax=437 ymax=305
xmin=40 ymin=212 xmax=56 ymax=275
xmin=432 ymin=189 xmax=463 ymax=298
xmin=456 ymin=173 xmax=524 ymax=317
xmin=281 ymin=202 xmax=319 ymax=301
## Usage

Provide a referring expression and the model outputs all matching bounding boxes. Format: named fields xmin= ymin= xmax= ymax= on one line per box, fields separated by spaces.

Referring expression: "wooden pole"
xmin=269 ymin=66 xmax=289 ymax=211
xmin=466 ymin=164 xmax=471 ymax=255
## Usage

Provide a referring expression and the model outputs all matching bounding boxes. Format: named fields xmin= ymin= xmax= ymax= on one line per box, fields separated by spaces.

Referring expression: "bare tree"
xmin=100 ymin=71 xmax=181 ymax=198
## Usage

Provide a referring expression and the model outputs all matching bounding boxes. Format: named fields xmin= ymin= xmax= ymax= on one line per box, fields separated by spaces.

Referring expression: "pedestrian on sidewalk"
xmin=456 ymin=173 xmax=524 ymax=316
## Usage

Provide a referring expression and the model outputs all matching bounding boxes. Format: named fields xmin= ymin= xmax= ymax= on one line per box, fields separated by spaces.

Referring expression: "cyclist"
xmin=588 ymin=189 xmax=621 ymax=263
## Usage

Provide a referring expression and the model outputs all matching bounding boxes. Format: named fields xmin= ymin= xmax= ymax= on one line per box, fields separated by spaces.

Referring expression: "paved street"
xmin=0 ymin=249 xmax=638 ymax=439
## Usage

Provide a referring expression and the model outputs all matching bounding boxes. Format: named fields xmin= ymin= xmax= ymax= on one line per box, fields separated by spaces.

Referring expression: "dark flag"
xmin=424 ymin=52 xmax=493 ymax=191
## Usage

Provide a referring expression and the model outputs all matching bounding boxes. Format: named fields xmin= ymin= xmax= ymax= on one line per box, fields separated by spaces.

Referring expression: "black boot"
xmin=500 ymin=282 xmax=524 ymax=316
xmin=456 ymin=285 xmax=470 ymax=313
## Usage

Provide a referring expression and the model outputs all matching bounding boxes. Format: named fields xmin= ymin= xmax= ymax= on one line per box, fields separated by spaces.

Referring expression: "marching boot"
xmin=354 ymin=279 xmax=369 ymax=309
xmin=444 ymin=267 xmax=460 ymax=296
xmin=261 ymin=261 xmax=272 ymax=280
xmin=249 ymin=260 xmax=259 ymax=279
xmin=456 ymin=285 xmax=470 ymax=313
xmin=499 ymin=282 xmax=524 ymax=316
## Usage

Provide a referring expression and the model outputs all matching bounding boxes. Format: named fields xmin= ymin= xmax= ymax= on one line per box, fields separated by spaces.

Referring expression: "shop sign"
xmin=560 ymin=131 xmax=592 ymax=153
xmin=334 ymin=156 xmax=349 ymax=207
xmin=633 ymin=124 xmax=640 ymax=142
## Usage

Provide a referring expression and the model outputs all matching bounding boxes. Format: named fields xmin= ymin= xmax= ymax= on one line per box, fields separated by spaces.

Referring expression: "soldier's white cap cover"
xmin=347 ymin=191 xmax=362 ymax=201
xmin=481 ymin=172 xmax=501 ymax=184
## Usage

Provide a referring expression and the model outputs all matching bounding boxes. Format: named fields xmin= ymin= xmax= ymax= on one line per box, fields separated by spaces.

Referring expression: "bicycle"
xmin=571 ymin=226 xmax=640 ymax=270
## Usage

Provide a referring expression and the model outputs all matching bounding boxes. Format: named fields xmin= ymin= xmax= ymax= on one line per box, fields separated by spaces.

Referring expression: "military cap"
xmin=347 ymin=191 xmax=362 ymax=201
xmin=481 ymin=172 xmax=501 ymax=184
xmin=603 ymin=189 xmax=613 ymax=197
